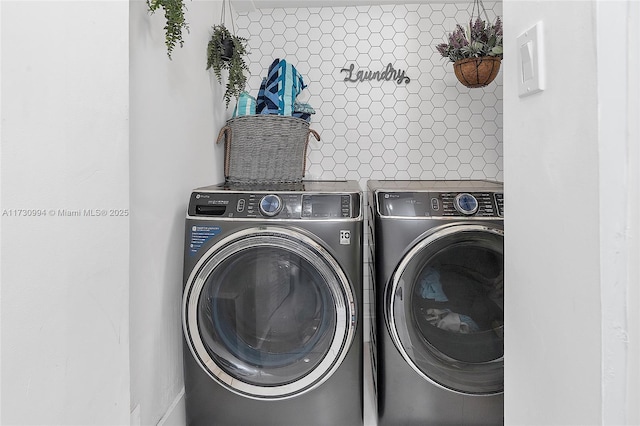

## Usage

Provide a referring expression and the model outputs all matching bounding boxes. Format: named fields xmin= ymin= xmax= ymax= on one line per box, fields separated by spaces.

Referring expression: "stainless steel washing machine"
xmin=367 ymin=180 xmax=504 ymax=426
xmin=182 ymin=180 xmax=363 ymax=426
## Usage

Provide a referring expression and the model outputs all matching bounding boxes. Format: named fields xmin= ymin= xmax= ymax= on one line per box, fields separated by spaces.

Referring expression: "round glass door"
xmin=386 ymin=223 xmax=504 ymax=395
xmin=183 ymin=227 xmax=356 ymax=400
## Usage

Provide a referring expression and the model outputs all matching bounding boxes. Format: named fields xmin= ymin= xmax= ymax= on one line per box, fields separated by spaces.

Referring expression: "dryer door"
xmin=183 ymin=226 xmax=356 ymax=400
xmin=386 ymin=223 xmax=504 ymax=395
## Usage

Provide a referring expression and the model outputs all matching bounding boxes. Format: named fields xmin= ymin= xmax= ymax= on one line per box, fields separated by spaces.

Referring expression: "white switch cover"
xmin=517 ymin=21 xmax=545 ymax=97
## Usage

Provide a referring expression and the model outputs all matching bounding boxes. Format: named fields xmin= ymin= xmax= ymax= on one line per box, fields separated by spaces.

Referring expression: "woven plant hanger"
xmin=453 ymin=0 xmax=501 ymax=88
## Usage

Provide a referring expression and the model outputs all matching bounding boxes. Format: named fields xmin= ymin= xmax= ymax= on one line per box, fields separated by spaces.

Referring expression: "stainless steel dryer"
xmin=182 ymin=180 xmax=363 ymax=426
xmin=367 ymin=180 xmax=504 ymax=426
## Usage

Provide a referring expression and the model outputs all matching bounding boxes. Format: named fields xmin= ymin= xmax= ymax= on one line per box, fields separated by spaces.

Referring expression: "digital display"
xmin=302 ymin=195 xmax=344 ymax=217
xmin=379 ymin=193 xmax=429 ymax=217
xmin=312 ymin=202 xmax=335 ymax=217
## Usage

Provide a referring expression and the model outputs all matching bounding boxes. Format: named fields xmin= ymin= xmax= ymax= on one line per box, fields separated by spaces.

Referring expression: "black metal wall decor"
xmin=340 ymin=63 xmax=411 ymax=85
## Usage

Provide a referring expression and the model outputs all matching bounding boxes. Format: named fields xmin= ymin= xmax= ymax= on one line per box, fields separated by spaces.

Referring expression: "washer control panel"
xmin=378 ymin=191 xmax=503 ymax=218
xmin=189 ymin=191 xmax=358 ymax=219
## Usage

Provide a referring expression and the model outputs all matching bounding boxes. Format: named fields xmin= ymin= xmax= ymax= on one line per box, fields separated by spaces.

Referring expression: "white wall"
xmin=0 ymin=1 xmax=130 ymax=424
xmin=596 ymin=1 xmax=640 ymax=424
xmin=128 ymin=0 xmax=226 ymax=424
xmin=503 ymin=1 xmax=601 ymax=424
xmin=504 ymin=0 xmax=640 ymax=424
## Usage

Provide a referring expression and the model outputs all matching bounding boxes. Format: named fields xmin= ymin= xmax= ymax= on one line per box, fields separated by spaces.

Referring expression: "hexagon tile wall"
xmin=236 ymin=2 xmax=503 ymax=189
xmin=235 ymin=2 xmax=503 ymax=336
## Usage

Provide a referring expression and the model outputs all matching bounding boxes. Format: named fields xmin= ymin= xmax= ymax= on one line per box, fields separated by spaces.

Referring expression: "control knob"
xmin=454 ymin=193 xmax=479 ymax=215
xmin=259 ymin=194 xmax=283 ymax=217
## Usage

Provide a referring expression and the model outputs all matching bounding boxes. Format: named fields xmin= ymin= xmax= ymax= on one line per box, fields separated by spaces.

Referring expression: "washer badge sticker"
xmin=189 ymin=225 xmax=221 ymax=255
xmin=340 ymin=230 xmax=351 ymax=245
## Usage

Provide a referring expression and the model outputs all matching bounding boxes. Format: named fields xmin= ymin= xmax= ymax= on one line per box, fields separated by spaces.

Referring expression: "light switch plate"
xmin=517 ymin=21 xmax=545 ymax=97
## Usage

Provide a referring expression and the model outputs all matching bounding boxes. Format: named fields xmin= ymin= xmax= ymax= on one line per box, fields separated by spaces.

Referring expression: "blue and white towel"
xmin=232 ymin=92 xmax=257 ymax=118
xmin=256 ymin=58 xmax=307 ymax=117
xmin=292 ymin=101 xmax=315 ymax=121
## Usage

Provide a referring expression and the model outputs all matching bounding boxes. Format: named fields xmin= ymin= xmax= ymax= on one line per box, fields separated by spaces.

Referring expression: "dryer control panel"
xmin=378 ymin=191 xmax=503 ymax=218
xmin=189 ymin=191 xmax=359 ymax=219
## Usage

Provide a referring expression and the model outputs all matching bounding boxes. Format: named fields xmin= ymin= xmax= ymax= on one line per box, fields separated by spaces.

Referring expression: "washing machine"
xmin=182 ymin=180 xmax=363 ymax=426
xmin=367 ymin=180 xmax=504 ymax=425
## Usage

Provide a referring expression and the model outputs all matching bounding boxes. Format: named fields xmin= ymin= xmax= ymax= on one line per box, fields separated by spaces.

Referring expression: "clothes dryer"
xmin=182 ymin=181 xmax=363 ymax=426
xmin=368 ymin=180 xmax=504 ymax=426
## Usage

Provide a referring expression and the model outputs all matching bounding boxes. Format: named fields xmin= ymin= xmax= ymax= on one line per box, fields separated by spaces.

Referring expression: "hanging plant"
xmin=147 ymin=0 xmax=189 ymax=59
xmin=435 ymin=0 xmax=503 ymax=88
xmin=206 ymin=24 xmax=249 ymax=108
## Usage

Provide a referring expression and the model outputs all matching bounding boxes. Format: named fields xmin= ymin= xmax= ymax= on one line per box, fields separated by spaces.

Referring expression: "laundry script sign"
xmin=340 ymin=63 xmax=411 ymax=85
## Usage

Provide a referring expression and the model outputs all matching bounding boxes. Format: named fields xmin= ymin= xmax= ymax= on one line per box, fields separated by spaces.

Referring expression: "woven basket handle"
xmin=216 ymin=125 xmax=232 ymax=178
xmin=302 ymin=128 xmax=321 ymax=177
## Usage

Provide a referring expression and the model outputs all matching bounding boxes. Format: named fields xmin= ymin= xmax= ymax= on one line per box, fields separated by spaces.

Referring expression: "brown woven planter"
xmin=453 ymin=57 xmax=501 ymax=88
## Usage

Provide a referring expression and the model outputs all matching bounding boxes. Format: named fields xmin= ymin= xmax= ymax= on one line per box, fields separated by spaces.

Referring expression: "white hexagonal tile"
xmin=343 ymin=6 xmax=359 ymax=20
xmin=368 ymin=93 xmax=385 ymax=112
xmin=381 ymin=163 xmax=399 ymax=178
xmin=430 ymin=134 xmax=446 ymax=150
xmin=391 ymin=142 xmax=411 ymax=158
xmin=358 ymin=149 xmax=374 ymax=165
xmin=484 ymin=149 xmax=499 ymax=164
xmin=355 ymin=120 xmax=377 ymax=139
xmin=382 ymin=149 xmax=398 ymax=163
xmin=370 ymin=156 xmax=386 ymax=171
xmin=469 ymin=142 xmax=487 ymax=156
xmin=368 ymin=115 xmax=383 ymax=130
xmin=417 ymin=140 xmax=435 ymax=157
xmin=482 ymin=107 xmax=499 ymax=122
xmin=343 ymin=114 xmax=359 ymax=130
xmin=345 ymin=143 xmax=361 ymax=158
xmin=379 ymin=107 xmax=396 ymax=123
xmin=456 ymin=163 xmax=473 ymax=178
xmin=400 ymin=119 xmax=419 ymax=136
xmin=445 ymin=155 xmax=461 ymax=170
xmin=341 ymin=88 xmax=358 ymax=103
xmin=483 ymin=163 xmax=500 ymax=178
xmin=331 ymin=150 xmax=347 ymax=164
xmin=430 ymin=163 xmax=447 ymax=176
xmin=393 ymin=113 xmax=410 ymax=129
xmin=394 ymin=156 xmax=411 ymax=172
xmin=420 ymin=155 xmax=436 ymax=171
xmin=483 ymin=120 xmax=499 ymax=136
xmin=393 ymin=127 xmax=410 ymax=142
xmin=370 ymin=142 xmax=385 ymax=157
xmin=443 ymin=141 xmax=460 ymax=157
xmin=407 ymin=163 xmax=424 ymax=176
xmin=407 ymin=149 xmax=422 ymax=164
xmin=483 ymin=136 xmax=500 ymax=150
xmin=455 ymin=148 xmax=472 ymax=164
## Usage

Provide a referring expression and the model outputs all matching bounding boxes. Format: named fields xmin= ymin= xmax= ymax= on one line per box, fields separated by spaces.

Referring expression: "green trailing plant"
xmin=147 ymin=0 xmax=189 ymax=59
xmin=206 ymin=24 xmax=249 ymax=108
xmin=436 ymin=16 xmax=503 ymax=63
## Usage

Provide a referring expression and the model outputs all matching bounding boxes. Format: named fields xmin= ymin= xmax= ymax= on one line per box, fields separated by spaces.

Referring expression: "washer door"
xmin=183 ymin=226 xmax=356 ymax=400
xmin=386 ymin=223 xmax=504 ymax=395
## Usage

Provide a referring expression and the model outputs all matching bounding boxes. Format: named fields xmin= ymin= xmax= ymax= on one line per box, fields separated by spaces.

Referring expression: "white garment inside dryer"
xmin=425 ymin=308 xmax=479 ymax=333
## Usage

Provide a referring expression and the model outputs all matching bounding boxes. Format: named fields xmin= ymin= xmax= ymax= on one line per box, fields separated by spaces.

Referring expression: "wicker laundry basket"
xmin=216 ymin=115 xmax=320 ymax=183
